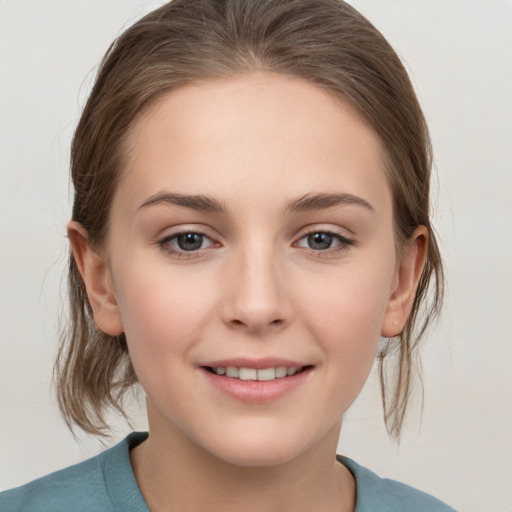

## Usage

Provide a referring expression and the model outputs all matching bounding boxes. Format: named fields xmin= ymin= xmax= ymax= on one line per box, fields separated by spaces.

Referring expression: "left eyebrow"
xmin=285 ymin=193 xmax=375 ymax=214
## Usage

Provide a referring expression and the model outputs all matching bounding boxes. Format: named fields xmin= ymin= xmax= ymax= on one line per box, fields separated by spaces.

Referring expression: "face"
xmin=75 ymin=73 xmax=423 ymax=467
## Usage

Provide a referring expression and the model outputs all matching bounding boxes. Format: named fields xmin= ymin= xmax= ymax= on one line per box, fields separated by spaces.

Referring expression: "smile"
xmin=205 ymin=366 xmax=307 ymax=381
xmin=201 ymin=362 xmax=313 ymax=402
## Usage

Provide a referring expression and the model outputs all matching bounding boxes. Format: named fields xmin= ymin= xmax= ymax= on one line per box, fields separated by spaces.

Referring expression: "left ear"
xmin=381 ymin=226 xmax=427 ymax=338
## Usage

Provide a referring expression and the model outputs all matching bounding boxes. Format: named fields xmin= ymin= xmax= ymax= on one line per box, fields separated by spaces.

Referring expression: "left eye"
xmin=296 ymin=232 xmax=350 ymax=250
xmin=164 ymin=232 xmax=214 ymax=252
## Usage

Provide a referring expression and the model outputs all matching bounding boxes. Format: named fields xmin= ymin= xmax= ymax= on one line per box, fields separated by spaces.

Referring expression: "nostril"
xmin=228 ymin=317 xmax=285 ymax=332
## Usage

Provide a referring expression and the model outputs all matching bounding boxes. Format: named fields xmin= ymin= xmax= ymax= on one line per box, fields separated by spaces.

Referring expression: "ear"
xmin=67 ymin=221 xmax=124 ymax=336
xmin=381 ymin=226 xmax=427 ymax=338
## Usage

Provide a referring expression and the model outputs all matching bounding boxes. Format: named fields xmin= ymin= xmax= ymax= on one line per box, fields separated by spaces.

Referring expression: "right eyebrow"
xmin=137 ymin=192 xmax=227 ymax=213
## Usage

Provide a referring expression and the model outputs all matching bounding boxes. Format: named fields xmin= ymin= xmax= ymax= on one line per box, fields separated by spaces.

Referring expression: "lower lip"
xmin=200 ymin=367 xmax=312 ymax=403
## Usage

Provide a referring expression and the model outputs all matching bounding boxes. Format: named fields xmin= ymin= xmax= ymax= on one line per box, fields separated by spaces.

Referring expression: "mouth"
xmin=200 ymin=361 xmax=313 ymax=402
xmin=203 ymin=365 xmax=313 ymax=381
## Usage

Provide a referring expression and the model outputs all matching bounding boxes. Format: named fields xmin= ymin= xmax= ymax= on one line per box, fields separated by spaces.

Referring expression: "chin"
xmin=212 ymin=440 xmax=302 ymax=468
xmin=197 ymin=421 xmax=326 ymax=469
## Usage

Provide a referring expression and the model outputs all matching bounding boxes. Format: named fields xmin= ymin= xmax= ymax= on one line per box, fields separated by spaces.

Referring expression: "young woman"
xmin=1 ymin=0 xmax=455 ymax=510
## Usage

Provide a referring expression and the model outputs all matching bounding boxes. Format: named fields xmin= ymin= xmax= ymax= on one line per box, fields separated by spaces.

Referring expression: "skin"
xmin=69 ymin=73 xmax=426 ymax=512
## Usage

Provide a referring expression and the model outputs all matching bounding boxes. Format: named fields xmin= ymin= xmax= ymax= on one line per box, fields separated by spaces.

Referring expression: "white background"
xmin=1 ymin=1 xmax=511 ymax=510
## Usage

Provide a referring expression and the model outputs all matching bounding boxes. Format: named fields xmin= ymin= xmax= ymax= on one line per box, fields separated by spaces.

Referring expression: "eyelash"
xmin=158 ymin=231 xmax=217 ymax=258
xmin=158 ymin=229 xmax=354 ymax=259
xmin=295 ymin=230 xmax=354 ymax=257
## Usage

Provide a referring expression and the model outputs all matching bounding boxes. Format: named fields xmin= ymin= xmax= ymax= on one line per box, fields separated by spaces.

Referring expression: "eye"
xmin=296 ymin=231 xmax=353 ymax=251
xmin=161 ymin=231 xmax=215 ymax=253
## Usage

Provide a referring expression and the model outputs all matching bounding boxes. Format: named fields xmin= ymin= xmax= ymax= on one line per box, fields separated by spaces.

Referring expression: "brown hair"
xmin=55 ymin=0 xmax=443 ymax=439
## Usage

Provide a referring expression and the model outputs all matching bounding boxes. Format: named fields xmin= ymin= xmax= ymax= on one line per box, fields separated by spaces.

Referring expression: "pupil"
xmin=308 ymin=232 xmax=332 ymax=250
xmin=177 ymin=233 xmax=203 ymax=251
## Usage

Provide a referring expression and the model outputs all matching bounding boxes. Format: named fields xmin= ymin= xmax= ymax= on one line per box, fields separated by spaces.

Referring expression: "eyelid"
xmin=164 ymin=232 xmax=215 ymax=250
xmin=294 ymin=224 xmax=354 ymax=242
xmin=157 ymin=225 xmax=222 ymax=257
xmin=293 ymin=225 xmax=355 ymax=255
xmin=156 ymin=223 xmax=219 ymax=242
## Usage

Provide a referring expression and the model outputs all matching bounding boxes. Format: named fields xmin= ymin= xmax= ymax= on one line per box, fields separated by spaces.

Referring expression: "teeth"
xmin=275 ymin=366 xmax=287 ymax=378
xmin=239 ymin=368 xmax=257 ymax=380
xmin=212 ymin=366 xmax=304 ymax=381
xmin=226 ymin=367 xmax=239 ymax=378
xmin=257 ymin=368 xmax=275 ymax=381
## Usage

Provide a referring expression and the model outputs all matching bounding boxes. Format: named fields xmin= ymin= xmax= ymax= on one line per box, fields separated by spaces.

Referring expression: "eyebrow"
xmin=284 ymin=193 xmax=374 ymax=214
xmin=138 ymin=192 xmax=227 ymax=213
xmin=137 ymin=191 xmax=374 ymax=215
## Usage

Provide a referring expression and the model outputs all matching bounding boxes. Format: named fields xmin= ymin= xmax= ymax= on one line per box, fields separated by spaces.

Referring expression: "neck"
xmin=130 ymin=421 xmax=355 ymax=512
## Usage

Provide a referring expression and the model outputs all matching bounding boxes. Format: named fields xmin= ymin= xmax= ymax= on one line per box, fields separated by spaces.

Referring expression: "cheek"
xmin=296 ymin=259 xmax=394 ymax=372
xmin=112 ymin=264 xmax=217 ymax=372
xmin=303 ymin=265 xmax=391 ymax=333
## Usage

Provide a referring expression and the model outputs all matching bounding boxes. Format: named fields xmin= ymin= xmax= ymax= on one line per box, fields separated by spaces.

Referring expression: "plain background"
xmin=1 ymin=1 xmax=511 ymax=510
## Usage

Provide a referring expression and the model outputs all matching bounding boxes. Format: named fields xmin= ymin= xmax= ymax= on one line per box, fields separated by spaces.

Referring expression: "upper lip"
xmin=200 ymin=357 xmax=310 ymax=369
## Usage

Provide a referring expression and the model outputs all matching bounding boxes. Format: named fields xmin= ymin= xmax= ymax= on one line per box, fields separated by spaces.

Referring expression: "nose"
xmin=220 ymin=246 xmax=292 ymax=336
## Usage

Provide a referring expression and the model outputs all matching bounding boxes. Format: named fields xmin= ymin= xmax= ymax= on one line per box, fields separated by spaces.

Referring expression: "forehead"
xmin=117 ymin=73 xmax=391 ymax=214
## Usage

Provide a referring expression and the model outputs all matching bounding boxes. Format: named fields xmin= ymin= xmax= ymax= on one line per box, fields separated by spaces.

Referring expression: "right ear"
xmin=67 ymin=221 xmax=124 ymax=336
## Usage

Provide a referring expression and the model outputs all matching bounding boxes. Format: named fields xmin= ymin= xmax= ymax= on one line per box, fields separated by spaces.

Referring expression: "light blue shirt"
xmin=0 ymin=432 xmax=456 ymax=511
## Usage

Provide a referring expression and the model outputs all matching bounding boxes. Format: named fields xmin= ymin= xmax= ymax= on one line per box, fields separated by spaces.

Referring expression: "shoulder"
xmin=338 ymin=456 xmax=457 ymax=512
xmin=0 ymin=432 xmax=149 ymax=512
xmin=0 ymin=452 xmax=109 ymax=512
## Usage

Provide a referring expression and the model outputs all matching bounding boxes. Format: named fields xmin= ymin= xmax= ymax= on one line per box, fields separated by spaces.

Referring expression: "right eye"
xmin=160 ymin=231 xmax=215 ymax=255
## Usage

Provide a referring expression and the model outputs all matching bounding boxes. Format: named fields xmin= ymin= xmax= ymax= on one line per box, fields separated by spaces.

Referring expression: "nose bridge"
xmin=222 ymin=236 xmax=290 ymax=334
